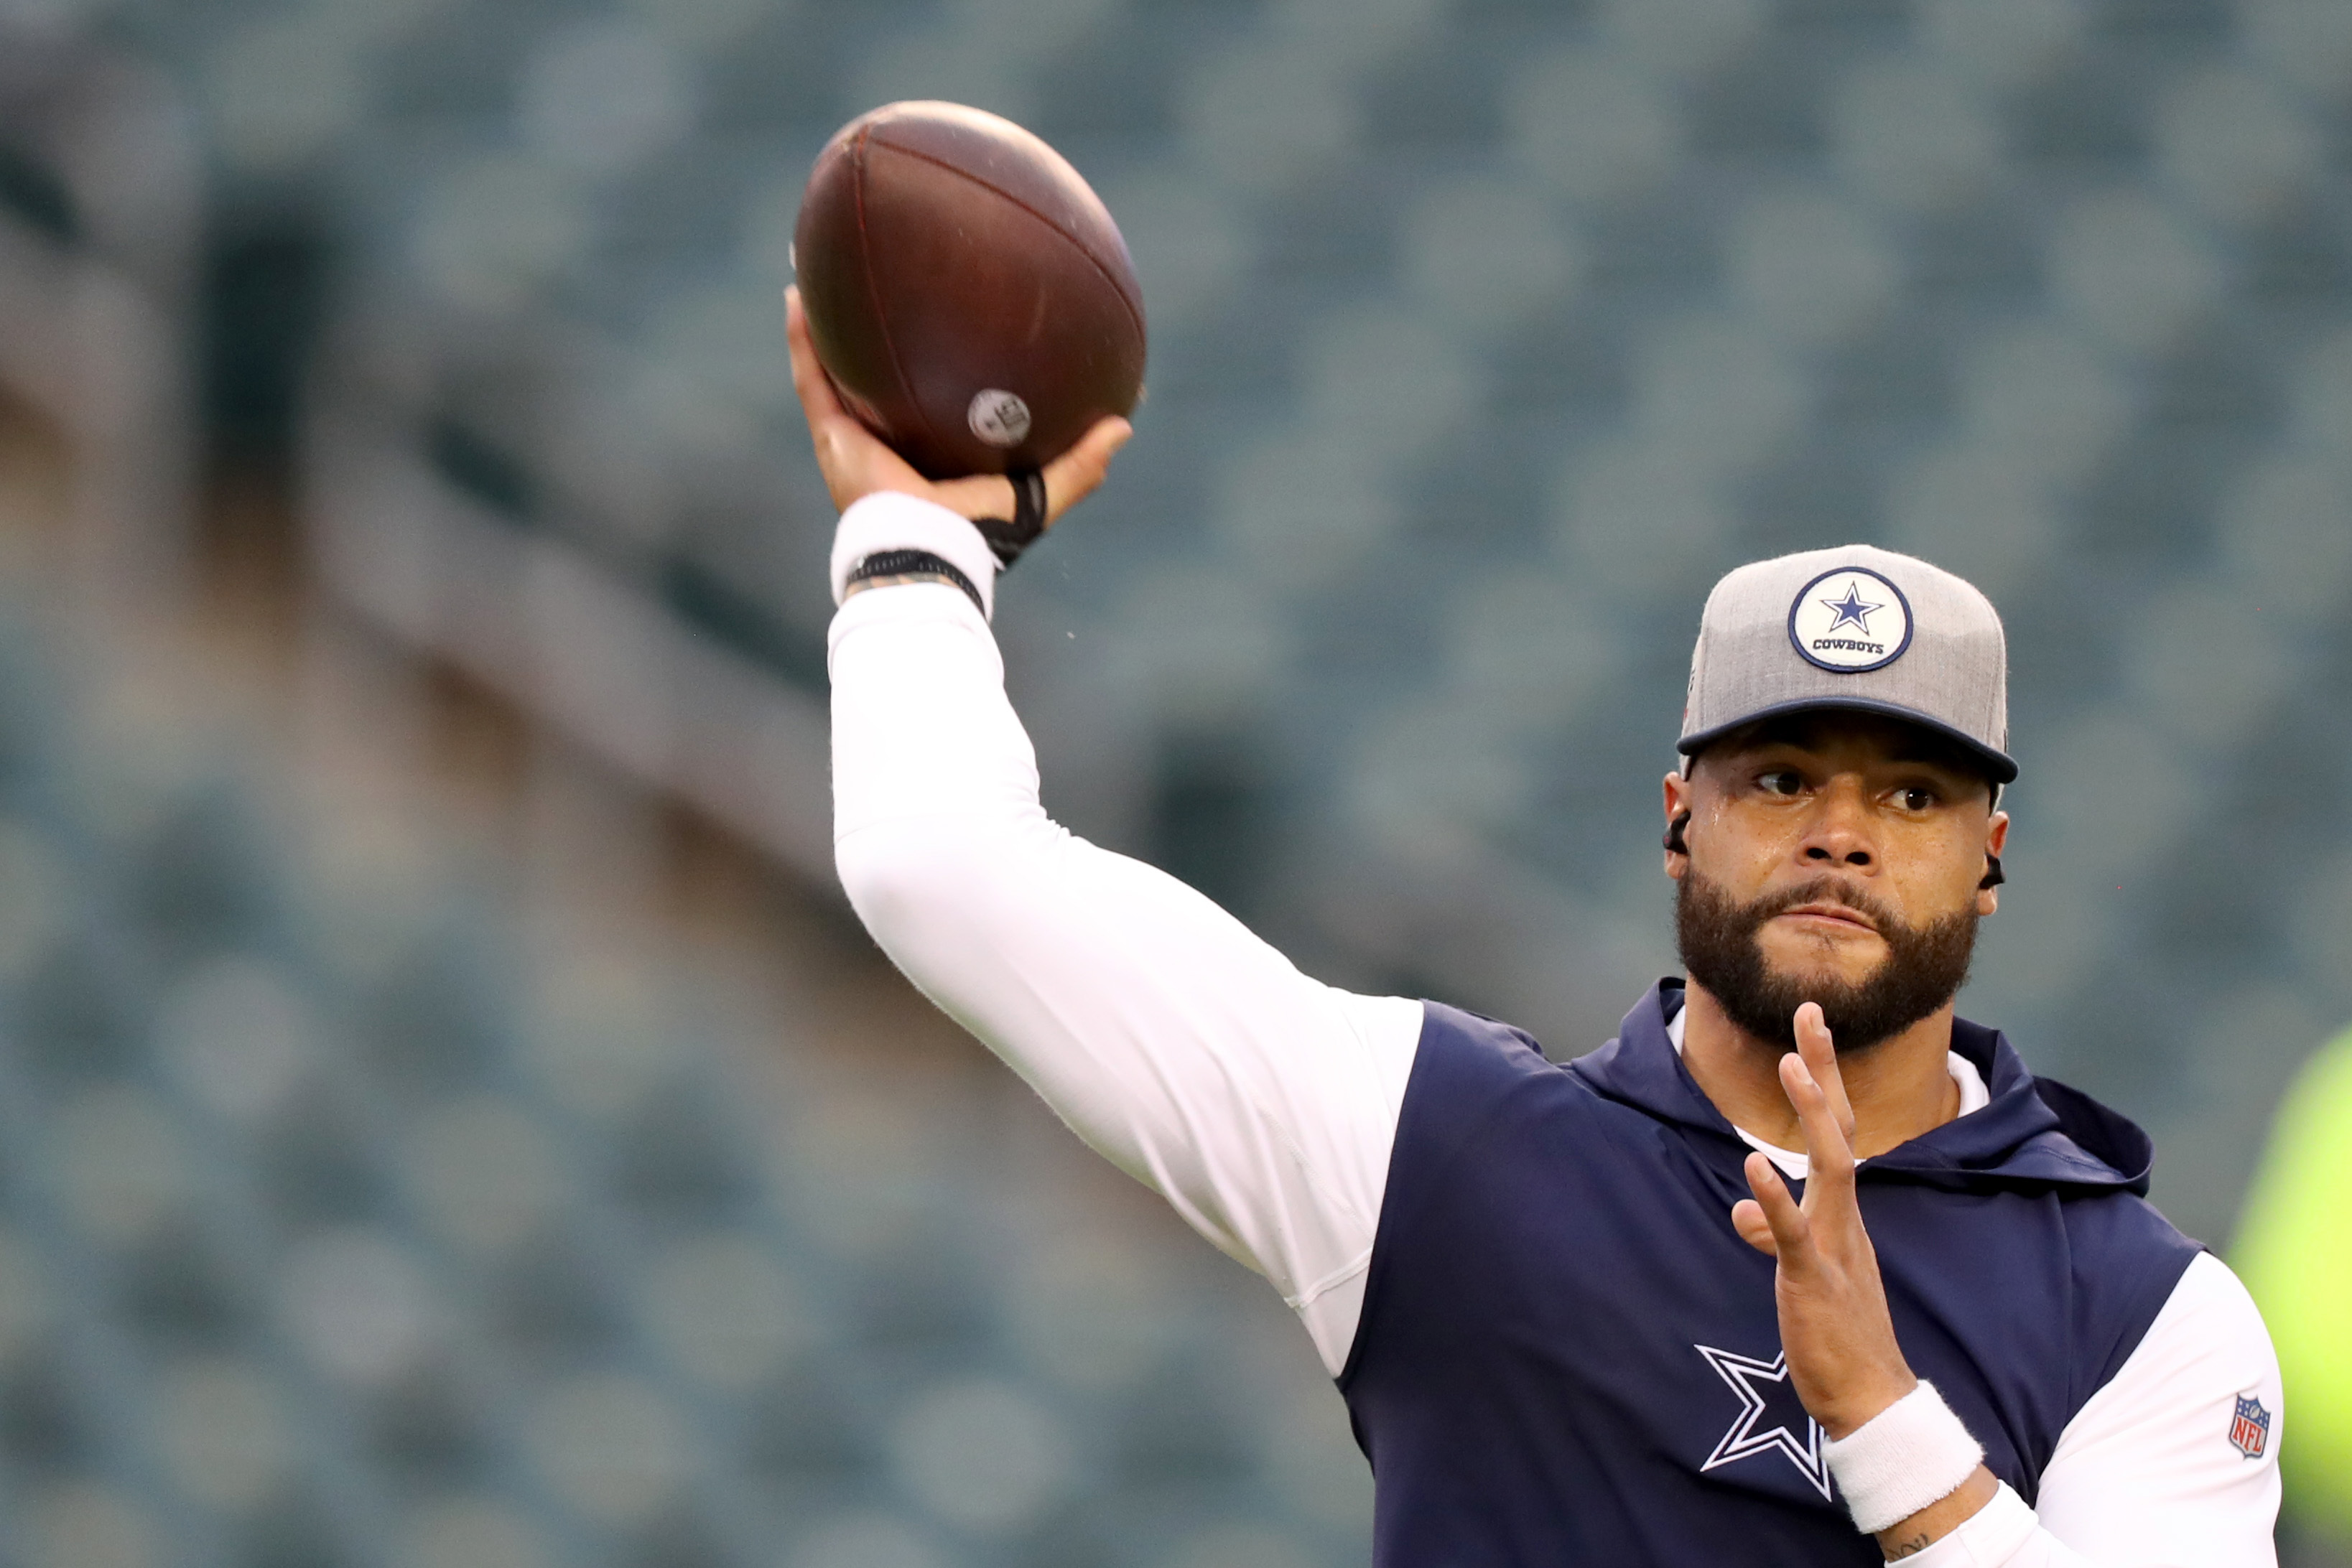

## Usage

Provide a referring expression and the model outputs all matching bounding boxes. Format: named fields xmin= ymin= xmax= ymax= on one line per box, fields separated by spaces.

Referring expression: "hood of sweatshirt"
xmin=1568 ymin=979 xmax=2155 ymax=1197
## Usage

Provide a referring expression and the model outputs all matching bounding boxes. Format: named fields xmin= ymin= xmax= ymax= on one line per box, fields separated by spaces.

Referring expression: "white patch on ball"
xmin=968 ymin=388 xmax=1031 ymax=447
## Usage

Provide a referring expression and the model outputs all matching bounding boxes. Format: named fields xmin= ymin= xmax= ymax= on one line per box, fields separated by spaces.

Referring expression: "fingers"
xmin=785 ymin=286 xmax=928 ymax=512
xmin=782 ymin=291 xmax=1134 ymax=526
xmin=1041 ymin=416 xmax=1134 ymax=524
xmin=785 ymin=287 xmax=861 ymax=508
xmin=1779 ymin=1049 xmax=1857 ymax=1189
xmin=1793 ymin=1002 xmax=1856 ymax=1143
xmin=1739 ymin=1152 xmax=1809 ymax=1261
xmin=784 ymin=287 xmax=850 ymax=428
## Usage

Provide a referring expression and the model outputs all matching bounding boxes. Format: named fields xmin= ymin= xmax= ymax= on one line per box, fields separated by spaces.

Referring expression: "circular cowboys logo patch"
xmin=1788 ymin=566 xmax=1913 ymax=673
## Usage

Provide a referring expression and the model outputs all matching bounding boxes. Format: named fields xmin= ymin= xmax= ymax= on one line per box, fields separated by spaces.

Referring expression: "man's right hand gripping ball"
xmin=786 ymin=286 xmax=1133 ymax=531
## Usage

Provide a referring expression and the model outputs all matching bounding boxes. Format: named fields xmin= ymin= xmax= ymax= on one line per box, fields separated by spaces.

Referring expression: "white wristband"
xmin=1823 ymin=1381 xmax=1985 ymax=1535
xmin=829 ymin=491 xmax=1000 ymax=619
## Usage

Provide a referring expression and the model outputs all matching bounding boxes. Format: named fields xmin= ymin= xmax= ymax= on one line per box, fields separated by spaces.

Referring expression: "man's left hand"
xmin=1734 ymin=1003 xmax=1999 ymax=1557
xmin=1730 ymin=1002 xmax=1918 ymax=1439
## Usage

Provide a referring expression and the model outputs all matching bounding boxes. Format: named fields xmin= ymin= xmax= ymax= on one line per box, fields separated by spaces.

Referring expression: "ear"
xmin=1663 ymin=770 xmax=1694 ymax=881
xmin=1976 ymin=809 xmax=2010 ymax=916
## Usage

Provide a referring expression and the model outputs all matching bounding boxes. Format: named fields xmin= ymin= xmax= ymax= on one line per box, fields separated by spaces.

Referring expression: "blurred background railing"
xmin=0 ymin=0 xmax=2348 ymax=1564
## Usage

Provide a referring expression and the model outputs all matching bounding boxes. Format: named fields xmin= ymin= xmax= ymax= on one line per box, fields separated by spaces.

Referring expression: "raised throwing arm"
xmin=796 ymin=291 xmax=1421 ymax=1376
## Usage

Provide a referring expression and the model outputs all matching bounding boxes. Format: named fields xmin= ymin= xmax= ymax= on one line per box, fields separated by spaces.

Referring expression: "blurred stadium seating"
xmin=3 ymin=0 xmax=2351 ymax=1562
xmin=0 ymin=360 xmax=1367 ymax=1568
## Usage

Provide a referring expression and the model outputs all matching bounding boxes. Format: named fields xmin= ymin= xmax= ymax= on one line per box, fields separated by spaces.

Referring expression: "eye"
xmin=1897 ymin=785 xmax=1937 ymax=811
xmin=1758 ymin=770 xmax=1804 ymax=797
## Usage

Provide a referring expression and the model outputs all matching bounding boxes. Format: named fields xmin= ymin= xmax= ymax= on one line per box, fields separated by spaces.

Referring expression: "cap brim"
xmin=1677 ymin=696 xmax=2018 ymax=784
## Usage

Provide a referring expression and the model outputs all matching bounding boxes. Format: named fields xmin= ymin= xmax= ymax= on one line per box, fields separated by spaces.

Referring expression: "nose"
xmin=1800 ymin=776 xmax=1875 ymax=870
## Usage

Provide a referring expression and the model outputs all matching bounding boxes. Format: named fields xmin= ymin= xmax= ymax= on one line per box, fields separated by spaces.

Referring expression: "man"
xmin=790 ymin=291 xmax=2280 ymax=1565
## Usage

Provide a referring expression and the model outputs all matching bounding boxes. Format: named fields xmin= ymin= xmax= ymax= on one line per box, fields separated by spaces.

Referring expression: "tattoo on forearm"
xmin=1883 ymin=1531 xmax=1934 ymax=1560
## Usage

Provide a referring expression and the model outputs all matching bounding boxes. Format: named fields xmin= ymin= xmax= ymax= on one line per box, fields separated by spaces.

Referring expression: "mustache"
xmin=1742 ymin=876 xmax=1897 ymax=933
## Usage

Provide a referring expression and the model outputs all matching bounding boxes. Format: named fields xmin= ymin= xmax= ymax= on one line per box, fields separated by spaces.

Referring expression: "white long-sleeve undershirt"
xmin=826 ymin=491 xmax=2281 ymax=1567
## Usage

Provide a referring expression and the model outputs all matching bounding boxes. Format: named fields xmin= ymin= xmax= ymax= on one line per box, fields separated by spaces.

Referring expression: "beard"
xmin=1674 ymin=869 xmax=1980 ymax=1055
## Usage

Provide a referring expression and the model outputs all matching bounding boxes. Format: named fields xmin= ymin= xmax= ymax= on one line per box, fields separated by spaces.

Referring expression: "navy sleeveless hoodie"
xmin=1337 ymin=981 xmax=2200 ymax=1567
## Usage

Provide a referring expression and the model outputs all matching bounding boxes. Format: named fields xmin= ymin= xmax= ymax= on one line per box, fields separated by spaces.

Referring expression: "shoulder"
xmin=2037 ymin=1253 xmax=2282 ymax=1554
xmin=2058 ymin=1250 xmax=2275 ymax=1453
xmin=2099 ymin=1253 xmax=2278 ymax=1404
xmin=2160 ymin=1253 xmax=2277 ymax=1353
xmin=1390 ymin=1002 xmax=1571 ymax=1144
xmin=1416 ymin=1001 xmax=1553 ymax=1069
xmin=1387 ymin=1002 xmax=1655 ymax=1191
xmin=1404 ymin=1002 xmax=1601 ymax=1119
xmin=2053 ymin=1178 xmax=2199 ymax=1266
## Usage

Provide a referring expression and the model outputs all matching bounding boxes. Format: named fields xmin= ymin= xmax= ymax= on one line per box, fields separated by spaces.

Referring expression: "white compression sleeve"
xmin=827 ymin=495 xmax=1422 ymax=1376
xmin=1902 ymin=1484 xmax=2069 ymax=1567
xmin=1890 ymin=1253 xmax=2280 ymax=1567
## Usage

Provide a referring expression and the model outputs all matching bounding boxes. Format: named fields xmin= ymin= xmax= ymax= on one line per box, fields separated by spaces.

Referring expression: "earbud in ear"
xmin=1664 ymin=811 xmax=1691 ymax=857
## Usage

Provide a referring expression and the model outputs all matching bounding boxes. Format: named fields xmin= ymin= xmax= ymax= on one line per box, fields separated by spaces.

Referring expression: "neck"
xmin=1678 ymin=982 xmax=1961 ymax=1157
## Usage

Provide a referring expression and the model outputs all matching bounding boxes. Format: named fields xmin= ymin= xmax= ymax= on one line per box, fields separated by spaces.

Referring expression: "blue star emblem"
xmin=1820 ymin=582 xmax=1882 ymax=635
xmin=1695 ymin=1345 xmax=1831 ymax=1499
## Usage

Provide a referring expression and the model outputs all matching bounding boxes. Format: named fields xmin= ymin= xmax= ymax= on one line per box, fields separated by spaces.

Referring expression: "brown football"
xmin=794 ymin=101 xmax=1147 ymax=479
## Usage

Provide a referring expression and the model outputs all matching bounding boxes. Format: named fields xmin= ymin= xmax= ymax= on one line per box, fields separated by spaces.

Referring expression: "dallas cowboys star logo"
xmin=1695 ymin=1345 xmax=1832 ymax=1499
xmin=1819 ymin=582 xmax=1882 ymax=635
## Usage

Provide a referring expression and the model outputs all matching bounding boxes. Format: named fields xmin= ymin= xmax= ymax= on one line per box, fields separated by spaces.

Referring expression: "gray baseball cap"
xmin=1678 ymin=543 xmax=2015 ymax=783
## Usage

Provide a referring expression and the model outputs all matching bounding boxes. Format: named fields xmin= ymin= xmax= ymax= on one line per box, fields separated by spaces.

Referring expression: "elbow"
xmin=835 ymin=817 xmax=998 ymax=953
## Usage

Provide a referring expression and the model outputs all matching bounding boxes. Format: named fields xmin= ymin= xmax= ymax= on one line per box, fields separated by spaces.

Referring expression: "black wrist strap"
xmin=970 ymin=467 xmax=1048 ymax=569
xmin=845 ymin=549 xmax=985 ymax=617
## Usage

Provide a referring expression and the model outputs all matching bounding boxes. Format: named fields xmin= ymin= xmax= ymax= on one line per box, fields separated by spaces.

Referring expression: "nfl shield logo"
xmin=2228 ymin=1394 xmax=2270 ymax=1460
